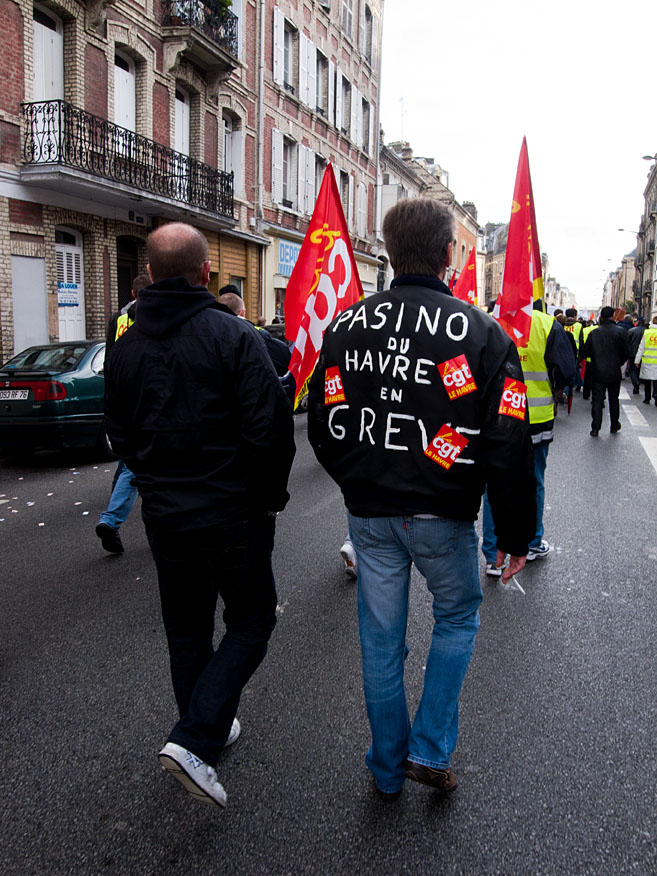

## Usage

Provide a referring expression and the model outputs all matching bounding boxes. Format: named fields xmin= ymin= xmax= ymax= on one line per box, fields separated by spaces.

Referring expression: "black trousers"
xmin=643 ymin=379 xmax=657 ymax=402
xmin=591 ymin=379 xmax=620 ymax=432
xmin=146 ymin=515 xmax=277 ymax=765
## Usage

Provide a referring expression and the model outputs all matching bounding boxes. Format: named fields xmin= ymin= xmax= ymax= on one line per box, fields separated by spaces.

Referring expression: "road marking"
xmin=619 ymin=386 xmax=631 ymax=400
xmin=639 ymin=437 xmax=657 ymax=476
xmin=623 ymin=405 xmax=648 ymax=427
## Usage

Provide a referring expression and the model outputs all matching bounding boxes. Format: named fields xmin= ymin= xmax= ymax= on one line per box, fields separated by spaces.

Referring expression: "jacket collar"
xmin=390 ymin=274 xmax=452 ymax=296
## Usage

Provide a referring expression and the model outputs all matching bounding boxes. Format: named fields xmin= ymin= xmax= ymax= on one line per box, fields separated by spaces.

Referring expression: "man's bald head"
xmin=218 ymin=292 xmax=246 ymax=317
xmin=147 ymin=223 xmax=210 ymax=285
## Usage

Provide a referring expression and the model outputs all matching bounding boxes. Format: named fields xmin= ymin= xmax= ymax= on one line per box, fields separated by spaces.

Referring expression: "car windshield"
xmin=1 ymin=345 xmax=89 ymax=372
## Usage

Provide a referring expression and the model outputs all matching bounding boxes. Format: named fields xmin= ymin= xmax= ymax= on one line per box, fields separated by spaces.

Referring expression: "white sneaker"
xmin=158 ymin=743 xmax=227 ymax=808
xmin=225 ymin=718 xmax=241 ymax=747
xmin=526 ymin=540 xmax=552 ymax=561
xmin=340 ymin=540 xmax=358 ymax=579
xmin=485 ymin=563 xmax=503 ymax=578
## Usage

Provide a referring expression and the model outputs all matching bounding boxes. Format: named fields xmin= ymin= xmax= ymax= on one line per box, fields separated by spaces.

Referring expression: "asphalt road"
xmin=1 ymin=385 xmax=656 ymax=876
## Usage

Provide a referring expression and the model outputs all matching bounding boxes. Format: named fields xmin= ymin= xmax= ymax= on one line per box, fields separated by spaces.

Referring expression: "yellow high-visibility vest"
xmin=582 ymin=324 xmax=597 ymax=363
xmin=517 ymin=310 xmax=554 ymax=426
xmin=115 ymin=312 xmax=134 ymax=341
xmin=642 ymin=328 xmax=657 ymax=365
xmin=564 ymin=321 xmax=582 ymax=347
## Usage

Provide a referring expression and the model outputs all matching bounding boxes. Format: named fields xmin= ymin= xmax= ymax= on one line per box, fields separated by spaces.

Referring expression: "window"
xmin=316 ymin=51 xmax=328 ymax=116
xmin=273 ymin=8 xmax=298 ymax=95
xmin=356 ymin=182 xmax=367 ymax=239
xmin=361 ymin=98 xmax=371 ymax=154
xmin=340 ymin=77 xmax=351 ymax=136
xmin=315 ymin=156 xmax=327 ymax=202
xmin=363 ymin=5 xmax=373 ymax=62
xmin=339 ymin=169 xmax=354 ymax=230
xmin=175 ymin=87 xmax=190 ymax=156
xmin=229 ymin=276 xmax=244 ymax=296
xmin=114 ymin=51 xmax=136 ymax=132
xmin=33 ymin=4 xmax=63 ymax=102
xmin=342 ymin=0 xmax=353 ymax=38
xmin=223 ymin=112 xmax=243 ymax=199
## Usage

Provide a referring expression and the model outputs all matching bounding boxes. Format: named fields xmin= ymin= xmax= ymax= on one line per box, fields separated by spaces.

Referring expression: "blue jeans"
xmin=481 ymin=440 xmax=549 ymax=555
xmin=99 ymin=461 xmax=138 ymax=531
xmin=348 ymin=513 xmax=482 ymax=793
xmin=146 ymin=516 xmax=277 ymax=765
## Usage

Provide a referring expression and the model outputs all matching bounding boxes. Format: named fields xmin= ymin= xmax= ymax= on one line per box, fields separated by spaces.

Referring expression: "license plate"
xmin=0 ymin=389 xmax=29 ymax=400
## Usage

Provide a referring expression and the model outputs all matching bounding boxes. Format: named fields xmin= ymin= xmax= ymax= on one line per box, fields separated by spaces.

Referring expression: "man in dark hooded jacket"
xmin=580 ymin=306 xmax=631 ymax=437
xmin=105 ymin=222 xmax=295 ymax=810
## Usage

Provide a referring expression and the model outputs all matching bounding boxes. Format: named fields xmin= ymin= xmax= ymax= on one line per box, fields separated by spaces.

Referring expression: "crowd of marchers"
xmin=92 ymin=202 xmax=651 ymax=815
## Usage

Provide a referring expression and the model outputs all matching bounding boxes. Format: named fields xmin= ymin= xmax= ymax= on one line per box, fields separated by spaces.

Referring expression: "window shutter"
xmin=306 ymin=39 xmax=317 ymax=111
xmin=368 ymin=103 xmax=375 ymax=157
xmin=348 ymin=174 xmax=354 ymax=231
xmin=350 ymin=84 xmax=359 ymax=145
xmin=273 ymin=7 xmax=284 ymax=86
xmin=335 ymin=68 xmax=343 ymax=131
xmin=232 ymin=129 xmax=243 ymax=199
xmin=272 ymin=128 xmax=283 ymax=203
xmin=305 ymin=149 xmax=316 ymax=213
xmin=297 ymin=144 xmax=307 ymax=212
xmin=371 ymin=14 xmax=379 ymax=70
xmin=328 ymin=60 xmax=335 ymax=126
xmin=299 ymin=32 xmax=309 ymax=105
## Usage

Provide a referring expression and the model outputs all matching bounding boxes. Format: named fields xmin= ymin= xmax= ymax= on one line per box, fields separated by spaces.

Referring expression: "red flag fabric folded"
xmin=494 ymin=138 xmax=544 ymax=347
xmin=452 ymin=247 xmax=477 ymax=305
xmin=284 ymin=164 xmax=362 ymax=409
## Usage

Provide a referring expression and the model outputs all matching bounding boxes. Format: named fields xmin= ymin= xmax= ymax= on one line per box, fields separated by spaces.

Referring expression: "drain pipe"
xmin=257 ymin=0 xmax=265 ymax=229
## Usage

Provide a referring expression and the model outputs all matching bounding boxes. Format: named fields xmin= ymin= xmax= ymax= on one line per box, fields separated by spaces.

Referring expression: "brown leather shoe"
xmin=405 ymin=760 xmax=457 ymax=792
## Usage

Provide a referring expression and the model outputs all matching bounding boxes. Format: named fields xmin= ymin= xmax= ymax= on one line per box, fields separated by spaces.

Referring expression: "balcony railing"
xmin=22 ymin=100 xmax=233 ymax=219
xmin=162 ymin=0 xmax=238 ymax=57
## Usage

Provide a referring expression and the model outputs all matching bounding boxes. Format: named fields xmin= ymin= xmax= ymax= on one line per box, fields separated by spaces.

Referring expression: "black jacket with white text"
xmin=308 ymin=277 xmax=536 ymax=558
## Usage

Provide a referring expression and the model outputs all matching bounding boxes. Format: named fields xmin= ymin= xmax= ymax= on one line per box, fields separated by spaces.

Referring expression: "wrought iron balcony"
xmin=21 ymin=100 xmax=233 ymax=219
xmin=162 ymin=0 xmax=238 ymax=58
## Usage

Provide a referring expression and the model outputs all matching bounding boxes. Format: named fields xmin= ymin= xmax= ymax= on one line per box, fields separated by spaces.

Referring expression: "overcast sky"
xmin=379 ymin=0 xmax=657 ymax=310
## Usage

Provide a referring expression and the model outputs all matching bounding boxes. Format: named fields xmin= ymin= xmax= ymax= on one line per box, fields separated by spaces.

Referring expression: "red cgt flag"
xmin=452 ymin=247 xmax=477 ymax=306
xmin=285 ymin=164 xmax=362 ymax=409
xmin=494 ymin=137 xmax=545 ymax=347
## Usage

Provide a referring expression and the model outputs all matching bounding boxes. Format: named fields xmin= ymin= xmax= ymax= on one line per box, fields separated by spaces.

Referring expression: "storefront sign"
xmin=277 ymin=240 xmax=301 ymax=277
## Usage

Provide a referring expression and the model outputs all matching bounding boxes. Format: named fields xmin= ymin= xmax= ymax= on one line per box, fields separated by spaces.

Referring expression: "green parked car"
xmin=0 ymin=341 xmax=111 ymax=456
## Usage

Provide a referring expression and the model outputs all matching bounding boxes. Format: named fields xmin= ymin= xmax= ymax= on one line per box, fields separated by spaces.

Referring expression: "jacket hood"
xmin=135 ymin=278 xmax=226 ymax=337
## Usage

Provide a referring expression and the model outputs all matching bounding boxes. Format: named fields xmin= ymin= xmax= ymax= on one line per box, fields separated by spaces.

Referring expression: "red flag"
xmin=452 ymin=247 xmax=477 ymax=305
xmin=448 ymin=271 xmax=457 ymax=290
xmin=494 ymin=138 xmax=544 ymax=347
xmin=285 ymin=164 xmax=362 ymax=409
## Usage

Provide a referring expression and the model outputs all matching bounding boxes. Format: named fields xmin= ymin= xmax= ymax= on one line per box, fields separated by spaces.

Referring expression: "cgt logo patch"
xmin=424 ymin=425 xmax=469 ymax=470
xmin=437 ymin=355 xmax=477 ymax=400
xmin=498 ymin=378 xmax=528 ymax=421
xmin=324 ymin=366 xmax=346 ymax=404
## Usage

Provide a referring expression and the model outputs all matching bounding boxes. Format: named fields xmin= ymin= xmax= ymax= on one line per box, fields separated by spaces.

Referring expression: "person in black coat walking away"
xmin=580 ymin=306 xmax=631 ymax=437
xmin=104 ymin=222 xmax=296 ymax=809
xmin=627 ymin=317 xmax=646 ymax=395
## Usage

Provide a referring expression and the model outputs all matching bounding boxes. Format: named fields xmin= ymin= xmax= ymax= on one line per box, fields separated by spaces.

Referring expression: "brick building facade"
xmin=0 ymin=0 xmax=384 ymax=360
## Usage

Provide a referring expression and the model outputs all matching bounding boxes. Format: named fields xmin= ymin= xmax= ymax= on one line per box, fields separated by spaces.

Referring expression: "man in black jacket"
xmin=580 ymin=306 xmax=631 ymax=437
xmin=105 ymin=222 xmax=295 ymax=809
xmin=308 ymin=199 xmax=536 ymax=800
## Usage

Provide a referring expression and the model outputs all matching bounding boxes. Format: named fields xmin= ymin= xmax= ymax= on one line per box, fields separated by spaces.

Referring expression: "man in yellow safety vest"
xmin=635 ymin=315 xmax=657 ymax=405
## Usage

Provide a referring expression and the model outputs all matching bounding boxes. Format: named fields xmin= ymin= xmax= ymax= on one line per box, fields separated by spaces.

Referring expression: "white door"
xmin=11 ymin=256 xmax=49 ymax=354
xmin=33 ymin=4 xmax=64 ymax=102
xmin=56 ymin=235 xmax=86 ymax=341
xmin=114 ymin=51 xmax=136 ymax=131
xmin=175 ymin=88 xmax=190 ymax=156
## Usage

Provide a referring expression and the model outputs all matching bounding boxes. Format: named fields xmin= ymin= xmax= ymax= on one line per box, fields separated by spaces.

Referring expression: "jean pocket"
xmin=348 ymin=515 xmax=389 ymax=550
xmin=409 ymin=516 xmax=460 ymax=559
